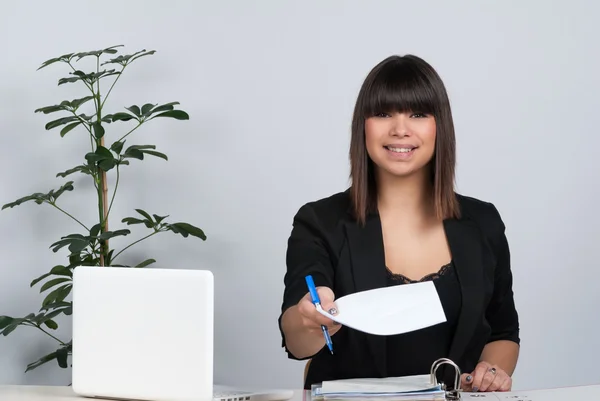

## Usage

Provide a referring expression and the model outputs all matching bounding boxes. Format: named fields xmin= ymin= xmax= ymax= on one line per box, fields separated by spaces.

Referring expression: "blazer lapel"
xmin=343 ymin=215 xmax=388 ymax=377
xmin=444 ymin=218 xmax=485 ymax=369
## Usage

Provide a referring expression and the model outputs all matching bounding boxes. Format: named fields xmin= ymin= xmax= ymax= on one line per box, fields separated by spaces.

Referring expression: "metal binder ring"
xmin=430 ymin=358 xmax=462 ymax=400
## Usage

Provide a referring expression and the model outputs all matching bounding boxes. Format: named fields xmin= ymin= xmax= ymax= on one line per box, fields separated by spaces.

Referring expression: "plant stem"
xmin=117 ymin=122 xmax=143 ymax=143
xmin=111 ymin=231 xmax=159 ymax=263
xmin=35 ymin=325 xmax=66 ymax=345
xmin=50 ymin=203 xmax=89 ymax=231
xmin=106 ymin=164 xmax=120 ymax=222
xmin=100 ymin=65 xmax=126 ymax=110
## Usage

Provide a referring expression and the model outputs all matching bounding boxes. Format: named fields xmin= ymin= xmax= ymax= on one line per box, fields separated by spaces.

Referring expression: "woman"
xmin=278 ymin=55 xmax=520 ymax=393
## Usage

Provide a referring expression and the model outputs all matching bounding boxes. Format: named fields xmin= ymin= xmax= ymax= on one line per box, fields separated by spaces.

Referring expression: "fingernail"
xmin=466 ymin=375 xmax=472 ymax=382
xmin=328 ymin=307 xmax=338 ymax=315
xmin=473 ymin=387 xmax=478 ymax=392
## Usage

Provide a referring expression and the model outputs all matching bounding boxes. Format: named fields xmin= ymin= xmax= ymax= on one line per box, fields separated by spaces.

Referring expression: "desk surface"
xmin=2 ymin=384 xmax=600 ymax=401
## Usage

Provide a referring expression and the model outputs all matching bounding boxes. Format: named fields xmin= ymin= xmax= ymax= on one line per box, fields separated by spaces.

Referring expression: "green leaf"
xmin=135 ymin=209 xmax=153 ymax=222
xmin=101 ymin=49 xmax=156 ymax=66
xmin=92 ymin=121 xmax=105 ymax=139
xmin=135 ymin=259 xmax=156 ymax=268
xmin=31 ymin=272 xmax=52 ymax=287
xmin=45 ymin=116 xmax=80 ymax=130
xmin=121 ymin=217 xmax=145 ymax=225
xmin=70 ymin=96 xmax=95 ymax=109
xmin=85 ymin=146 xmax=116 ymax=172
xmin=58 ymin=69 xmax=119 ymax=86
xmin=73 ymin=45 xmax=123 ymax=61
xmin=50 ymin=265 xmax=72 ymax=277
xmin=44 ymin=319 xmax=58 ymax=330
xmin=148 ymin=102 xmax=179 ymax=115
xmin=25 ymin=350 xmax=58 ymax=372
xmin=50 ymin=234 xmax=90 ymax=254
xmin=42 ymin=285 xmax=72 ymax=308
xmin=168 ymin=222 xmax=207 ymax=240
xmin=105 ymin=112 xmax=136 ymax=122
xmin=56 ymin=345 xmax=70 ymax=368
xmin=40 ymin=301 xmax=72 ymax=312
xmin=2 ymin=181 xmax=74 ymax=210
xmin=90 ymin=224 xmax=101 ymax=238
xmin=152 ymin=214 xmax=168 ymax=224
xmin=126 ymin=105 xmax=141 ymax=117
xmin=141 ymin=149 xmax=168 ymax=161
xmin=60 ymin=122 xmax=82 ymax=137
xmin=122 ymin=148 xmax=144 ymax=160
xmin=0 ymin=316 xmax=13 ymax=330
xmin=141 ymin=103 xmax=155 ymax=116
xmin=97 ymin=229 xmax=131 ymax=241
xmin=40 ymin=277 xmax=71 ymax=293
xmin=56 ymin=164 xmax=93 ymax=178
xmin=37 ymin=52 xmax=75 ymax=70
xmin=151 ymin=110 xmax=189 ymax=120
xmin=110 ymin=140 xmax=125 ymax=154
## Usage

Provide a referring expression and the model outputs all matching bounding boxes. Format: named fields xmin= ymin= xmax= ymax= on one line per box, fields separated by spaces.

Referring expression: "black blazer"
xmin=278 ymin=190 xmax=520 ymax=389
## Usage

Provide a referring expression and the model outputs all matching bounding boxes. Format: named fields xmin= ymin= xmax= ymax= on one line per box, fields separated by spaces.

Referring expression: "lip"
xmin=384 ymin=144 xmax=418 ymax=149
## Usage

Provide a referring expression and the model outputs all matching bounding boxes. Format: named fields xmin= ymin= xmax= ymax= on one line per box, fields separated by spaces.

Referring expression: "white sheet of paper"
xmin=317 ymin=281 xmax=446 ymax=336
xmin=321 ymin=374 xmax=440 ymax=394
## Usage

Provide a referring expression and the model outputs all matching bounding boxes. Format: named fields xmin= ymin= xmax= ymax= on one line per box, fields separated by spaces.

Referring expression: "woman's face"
xmin=364 ymin=111 xmax=436 ymax=179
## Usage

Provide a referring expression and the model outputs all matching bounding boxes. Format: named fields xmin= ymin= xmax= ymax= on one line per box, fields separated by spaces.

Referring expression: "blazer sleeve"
xmin=278 ymin=203 xmax=335 ymax=357
xmin=486 ymin=204 xmax=521 ymax=345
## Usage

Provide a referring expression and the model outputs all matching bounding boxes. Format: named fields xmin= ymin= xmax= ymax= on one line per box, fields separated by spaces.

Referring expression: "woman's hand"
xmin=297 ymin=286 xmax=342 ymax=336
xmin=461 ymin=361 xmax=512 ymax=392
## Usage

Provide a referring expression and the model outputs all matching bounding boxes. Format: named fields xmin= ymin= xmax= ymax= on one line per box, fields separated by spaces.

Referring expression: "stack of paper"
xmin=313 ymin=375 xmax=446 ymax=400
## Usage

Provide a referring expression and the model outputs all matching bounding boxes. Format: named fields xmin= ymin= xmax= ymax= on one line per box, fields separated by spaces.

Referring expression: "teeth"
xmin=387 ymin=146 xmax=413 ymax=153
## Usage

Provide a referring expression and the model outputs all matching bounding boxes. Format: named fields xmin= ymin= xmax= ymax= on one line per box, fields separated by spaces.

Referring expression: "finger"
xmin=460 ymin=373 xmax=473 ymax=391
xmin=499 ymin=376 xmax=512 ymax=392
xmin=470 ymin=362 xmax=489 ymax=392
xmin=485 ymin=371 xmax=506 ymax=392
xmin=478 ymin=366 xmax=499 ymax=392
xmin=298 ymin=299 xmax=338 ymax=328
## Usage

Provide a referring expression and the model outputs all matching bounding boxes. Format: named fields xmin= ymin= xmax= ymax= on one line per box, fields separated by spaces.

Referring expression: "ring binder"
xmin=430 ymin=358 xmax=462 ymax=400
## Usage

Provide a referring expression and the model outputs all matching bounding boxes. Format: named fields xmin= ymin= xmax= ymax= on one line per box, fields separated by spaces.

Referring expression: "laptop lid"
xmin=72 ymin=266 xmax=214 ymax=401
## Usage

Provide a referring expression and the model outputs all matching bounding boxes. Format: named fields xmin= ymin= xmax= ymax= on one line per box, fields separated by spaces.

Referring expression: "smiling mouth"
xmin=384 ymin=146 xmax=417 ymax=153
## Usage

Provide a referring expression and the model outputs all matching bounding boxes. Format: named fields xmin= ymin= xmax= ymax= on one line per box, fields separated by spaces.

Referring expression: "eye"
xmin=373 ymin=112 xmax=391 ymax=118
xmin=410 ymin=112 xmax=428 ymax=118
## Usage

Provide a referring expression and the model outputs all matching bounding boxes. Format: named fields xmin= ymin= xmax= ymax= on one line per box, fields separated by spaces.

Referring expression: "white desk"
xmin=0 ymin=386 xmax=304 ymax=401
xmin=2 ymin=384 xmax=600 ymax=400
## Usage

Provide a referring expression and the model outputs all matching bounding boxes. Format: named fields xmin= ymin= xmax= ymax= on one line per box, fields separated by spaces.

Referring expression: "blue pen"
xmin=305 ymin=275 xmax=334 ymax=355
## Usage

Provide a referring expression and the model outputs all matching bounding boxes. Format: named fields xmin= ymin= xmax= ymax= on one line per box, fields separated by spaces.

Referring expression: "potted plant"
xmin=0 ymin=45 xmax=206 ymax=373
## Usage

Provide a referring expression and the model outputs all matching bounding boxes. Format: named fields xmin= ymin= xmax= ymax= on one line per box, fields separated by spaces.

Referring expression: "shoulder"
xmin=292 ymin=190 xmax=351 ymax=231
xmin=455 ymin=193 xmax=506 ymax=239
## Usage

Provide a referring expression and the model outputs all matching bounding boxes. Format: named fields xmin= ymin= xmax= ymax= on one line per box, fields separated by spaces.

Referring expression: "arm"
xmin=470 ymin=205 xmax=520 ymax=391
xmin=480 ymin=340 xmax=519 ymax=376
xmin=278 ymin=204 xmax=335 ymax=360
xmin=482 ymin=205 xmax=520 ymax=373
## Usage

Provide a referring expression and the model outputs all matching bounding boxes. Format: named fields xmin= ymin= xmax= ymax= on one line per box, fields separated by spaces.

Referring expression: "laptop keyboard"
xmin=213 ymin=387 xmax=252 ymax=401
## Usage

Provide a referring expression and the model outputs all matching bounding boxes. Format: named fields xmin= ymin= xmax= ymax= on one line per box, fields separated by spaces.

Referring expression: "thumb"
xmin=317 ymin=287 xmax=338 ymax=316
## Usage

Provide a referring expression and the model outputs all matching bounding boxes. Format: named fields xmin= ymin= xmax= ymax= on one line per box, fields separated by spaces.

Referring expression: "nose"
xmin=390 ymin=114 xmax=409 ymax=137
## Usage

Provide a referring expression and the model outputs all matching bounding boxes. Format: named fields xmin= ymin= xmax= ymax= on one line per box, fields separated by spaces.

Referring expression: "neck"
xmin=376 ymin=168 xmax=435 ymax=222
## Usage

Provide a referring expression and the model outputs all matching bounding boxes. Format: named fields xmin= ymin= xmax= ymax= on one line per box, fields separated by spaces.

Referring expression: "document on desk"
xmin=316 ymin=281 xmax=446 ymax=336
xmin=315 ymin=374 xmax=445 ymax=399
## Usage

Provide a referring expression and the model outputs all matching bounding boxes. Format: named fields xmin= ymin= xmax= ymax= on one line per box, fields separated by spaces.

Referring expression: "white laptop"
xmin=72 ymin=266 xmax=294 ymax=401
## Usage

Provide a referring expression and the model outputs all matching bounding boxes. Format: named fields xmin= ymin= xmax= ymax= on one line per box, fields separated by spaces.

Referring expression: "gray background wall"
xmin=1 ymin=0 xmax=599 ymax=392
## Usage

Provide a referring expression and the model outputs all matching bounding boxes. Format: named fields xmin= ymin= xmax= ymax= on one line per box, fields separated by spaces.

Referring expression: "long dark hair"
xmin=349 ymin=54 xmax=460 ymax=225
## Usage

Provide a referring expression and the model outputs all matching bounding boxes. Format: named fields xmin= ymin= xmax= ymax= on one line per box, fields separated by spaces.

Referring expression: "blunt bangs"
xmin=360 ymin=58 xmax=440 ymax=118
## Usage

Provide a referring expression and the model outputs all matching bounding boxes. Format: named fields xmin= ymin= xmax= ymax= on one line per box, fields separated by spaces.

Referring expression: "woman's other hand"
xmin=461 ymin=361 xmax=512 ymax=392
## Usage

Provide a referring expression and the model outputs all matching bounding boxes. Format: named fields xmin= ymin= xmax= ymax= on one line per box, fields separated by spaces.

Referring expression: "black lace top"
xmin=385 ymin=261 xmax=462 ymax=377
